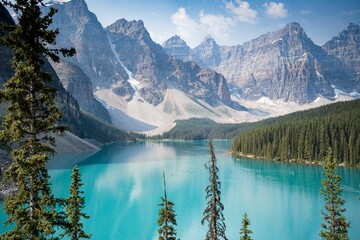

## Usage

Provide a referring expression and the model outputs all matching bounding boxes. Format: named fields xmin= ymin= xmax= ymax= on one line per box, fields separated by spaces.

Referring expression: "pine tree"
xmin=239 ymin=213 xmax=253 ymax=240
xmin=157 ymin=172 xmax=177 ymax=240
xmin=62 ymin=166 xmax=91 ymax=240
xmin=201 ymin=139 xmax=227 ymax=240
xmin=0 ymin=0 xmax=74 ymax=238
xmin=320 ymin=148 xmax=350 ymax=240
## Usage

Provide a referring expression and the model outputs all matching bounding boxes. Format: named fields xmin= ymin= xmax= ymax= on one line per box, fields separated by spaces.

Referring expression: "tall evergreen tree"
xmin=239 ymin=213 xmax=253 ymax=240
xmin=61 ymin=166 xmax=91 ymax=240
xmin=320 ymin=148 xmax=350 ymax=240
xmin=157 ymin=172 xmax=177 ymax=240
xmin=0 ymin=0 xmax=74 ymax=238
xmin=201 ymin=139 xmax=227 ymax=240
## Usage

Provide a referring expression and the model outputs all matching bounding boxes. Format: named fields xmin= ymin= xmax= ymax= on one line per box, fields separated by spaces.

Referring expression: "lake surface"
xmin=0 ymin=140 xmax=359 ymax=239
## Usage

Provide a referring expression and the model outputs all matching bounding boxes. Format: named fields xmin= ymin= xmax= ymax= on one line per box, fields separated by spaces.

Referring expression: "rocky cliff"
xmin=46 ymin=0 xmax=130 ymax=89
xmin=106 ymin=19 xmax=235 ymax=107
xmin=162 ymin=35 xmax=190 ymax=61
xmin=49 ymin=59 xmax=111 ymax=122
xmin=323 ymin=23 xmax=360 ymax=90
xmin=164 ymin=23 xmax=356 ymax=103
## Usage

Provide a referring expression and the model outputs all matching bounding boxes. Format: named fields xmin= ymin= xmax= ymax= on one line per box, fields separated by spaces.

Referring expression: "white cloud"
xmin=171 ymin=7 xmax=235 ymax=47
xmin=199 ymin=11 xmax=235 ymax=39
xmin=171 ymin=7 xmax=201 ymax=40
xmin=263 ymin=2 xmax=288 ymax=19
xmin=225 ymin=0 xmax=257 ymax=24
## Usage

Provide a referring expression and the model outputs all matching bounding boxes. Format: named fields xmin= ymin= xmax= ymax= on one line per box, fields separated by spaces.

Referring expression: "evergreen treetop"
xmin=62 ymin=166 xmax=91 ymax=240
xmin=0 ymin=0 xmax=74 ymax=238
xmin=157 ymin=171 xmax=177 ymax=240
xmin=201 ymin=139 xmax=227 ymax=240
xmin=240 ymin=213 xmax=253 ymax=240
xmin=320 ymin=148 xmax=350 ymax=240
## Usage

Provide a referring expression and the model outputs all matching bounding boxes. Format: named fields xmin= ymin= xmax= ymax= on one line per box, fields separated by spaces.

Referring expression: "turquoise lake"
xmin=0 ymin=140 xmax=359 ymax=239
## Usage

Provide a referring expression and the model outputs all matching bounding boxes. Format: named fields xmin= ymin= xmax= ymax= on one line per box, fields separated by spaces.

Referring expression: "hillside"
xmin=231 ymin=99 xmax=360 ymax=165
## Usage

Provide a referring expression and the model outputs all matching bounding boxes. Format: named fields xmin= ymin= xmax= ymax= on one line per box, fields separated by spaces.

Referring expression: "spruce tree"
xmin=239 ymin=213 xmax=253 ymax=240
xmin=320 ymin=148 xmax=350 ymax=240
xmin=157 ymin=172 xmax=177 ymax=240
xmin=62 ymin=166 xmax=91 ymax=240
xmin=201 ymin=139 xmax=227 ymax=240
xmin=0 ymin=0 xmax=74 ymax=238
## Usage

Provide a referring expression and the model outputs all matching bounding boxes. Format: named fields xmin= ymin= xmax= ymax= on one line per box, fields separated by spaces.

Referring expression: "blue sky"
xmin=85 ymin=0 xmax=360 ymax=47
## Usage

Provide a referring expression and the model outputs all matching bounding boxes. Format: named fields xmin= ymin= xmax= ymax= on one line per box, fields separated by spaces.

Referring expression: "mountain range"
xmin=1 ymin=0 xmax=359 ymax=137
xmin=163 ymin=23 xmax=360 ymax=104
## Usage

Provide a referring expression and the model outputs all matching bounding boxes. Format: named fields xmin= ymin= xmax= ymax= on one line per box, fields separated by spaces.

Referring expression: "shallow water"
xmin=1 ymin=140 xmax=359 ymax=239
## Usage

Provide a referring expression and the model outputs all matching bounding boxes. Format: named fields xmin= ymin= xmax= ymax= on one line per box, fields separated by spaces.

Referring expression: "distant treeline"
xmin=71 ymin=111 xmax=135 ymax=143
xmin=231 ymin=100 xmax=360 ymax=165
xmin=157 ymin=118 xmax=251 ymax=140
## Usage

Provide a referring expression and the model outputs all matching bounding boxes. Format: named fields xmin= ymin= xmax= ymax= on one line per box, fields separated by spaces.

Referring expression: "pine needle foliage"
xmin=61 ymin=166 xmax=91 ymax=240
xmin=239 ymin=213 xmax=253 ymax=240
xmin=157 ymin=172 xmax=177 ymax=240
xmin=201 ymin=139 xmax=227 ymax=240
xmin=0 ymin=0 xmax=74 ymax=238
xmin=320 ymin=148 xmax=350 ymax=240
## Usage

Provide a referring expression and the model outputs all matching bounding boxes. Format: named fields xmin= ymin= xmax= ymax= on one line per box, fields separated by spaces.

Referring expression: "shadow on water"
xmin=48 ymin=140 xmax=233 ymax=170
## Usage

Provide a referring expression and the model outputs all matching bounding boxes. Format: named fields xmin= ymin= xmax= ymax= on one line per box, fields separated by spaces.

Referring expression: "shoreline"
xmin=229 ymin=150 xmax=359 ymax=168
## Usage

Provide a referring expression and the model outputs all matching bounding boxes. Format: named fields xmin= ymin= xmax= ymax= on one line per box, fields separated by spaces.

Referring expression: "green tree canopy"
xmin=201 ymin=139 xmax=228 ymax=240
xmin=62 ymin=166 xmax=91 ymax=240
xmin=157 ymin=172 xmax=177 ymax=240
xmin=320 ymin=148 xmax=350 ymax=240
xmin=0 ymin=0 xmax=74 ymax=238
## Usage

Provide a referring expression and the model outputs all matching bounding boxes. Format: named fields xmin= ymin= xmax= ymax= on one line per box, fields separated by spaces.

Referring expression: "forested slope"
xmin=231 ymin=100 xmax=360 ymax=165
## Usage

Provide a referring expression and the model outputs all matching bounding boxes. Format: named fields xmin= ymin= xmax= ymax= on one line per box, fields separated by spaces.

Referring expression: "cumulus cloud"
xmin=199 ymin=11 xmax=234 ymax=39
xmin=171 ymin=7 xmax=200 ymax=39
xmin=263 ymin=2 xmax=288 ymax=19
xmin=170 ymin=7 xmax=235 ymax=46
xmin=225 ymin=0 xmax=257 ymax=24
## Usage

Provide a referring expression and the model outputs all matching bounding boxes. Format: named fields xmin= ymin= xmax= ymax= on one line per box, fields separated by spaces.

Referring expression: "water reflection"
xmin=2 ymin=141 xmax=358 ymax=240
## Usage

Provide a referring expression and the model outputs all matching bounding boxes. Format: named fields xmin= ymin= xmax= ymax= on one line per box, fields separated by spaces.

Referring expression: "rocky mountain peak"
xmin=162 ymin=35 xmax=188 ymax=48
xmin=323 ymin=22 xmax=360 ymax=90
xmin=201 ymin=35 xmax=218 ymax=46
xmin=338 ymin=23 xmax=360 ymax=42
xmin=107 ymin=18 xmax=150 ymax=41
xmin=188 ymin=35 xmax=221 ymax=68
xmin=162 ymin=35 xmax=190 ymax=61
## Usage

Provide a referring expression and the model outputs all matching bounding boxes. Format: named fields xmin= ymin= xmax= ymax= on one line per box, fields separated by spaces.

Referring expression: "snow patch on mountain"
xmin=119 ymin=62 xmax=140 ymax=91
xmin=256 ymin=97 xmax=278 ymax=106
xmin=46 ymin=0 xmax=71 ymax=6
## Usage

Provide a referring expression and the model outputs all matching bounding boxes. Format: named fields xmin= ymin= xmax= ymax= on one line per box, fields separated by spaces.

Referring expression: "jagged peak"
xmin=202 ymin=35 xmax=215 ymax=42
xmin=198 ymin=35 xmax=219 ymax=47
xmin=282 ymin=22 xmax=306 ymax=34
xmin=107 ymin=18 xmax=145 ymax=33
xmin=347 ymin=22 xmax=359 ymax=31
xmin=162 ymin=35 xmax=189 ymax=48
xmin=345 ymin=22 xmax=360 ymax=34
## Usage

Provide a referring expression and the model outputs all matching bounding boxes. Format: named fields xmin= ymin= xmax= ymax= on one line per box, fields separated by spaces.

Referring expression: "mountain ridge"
xmin=163 ymin=22 xmax=359 ymax=104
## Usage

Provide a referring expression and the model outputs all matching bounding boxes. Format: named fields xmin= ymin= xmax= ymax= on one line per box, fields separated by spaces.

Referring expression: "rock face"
xmin=0 ymin=3 xmax=14 ymax=86
xmin=46 ymin=0 xmax=130 ymax=89
xmin=164 ymin=23 xmax=356 ymax=103
xmin=162 ymin=35 xmax=190 ymax=61
xmin=49 ymin=59 xmax=111 ymax=122
xmin=189 ymin=35 xmax=222 ymax=69
xmin=323 ymin=23 xmax=360 ymax=90
xmin=48 ymin=1 xmax=235 ymax=109
xmin=0 ymin=3 xmax=81 ymax=131
xmin=106 ymin=19 xmax=234 ymax=107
